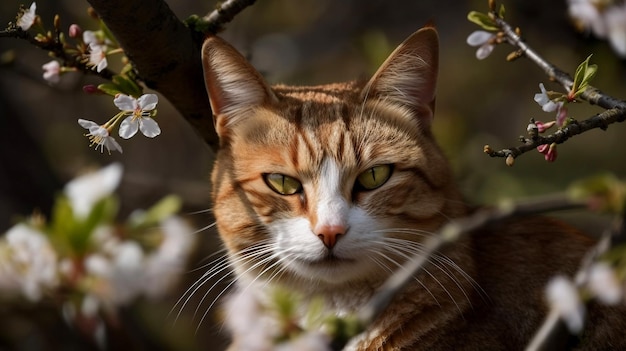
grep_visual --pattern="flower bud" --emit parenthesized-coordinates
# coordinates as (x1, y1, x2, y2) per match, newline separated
(536, 120, 556, 133)
(82, 84, 103, 95)
(87, 7, 99, 19)
(69, 24, 82, 38)
(505, 155, 515, 167)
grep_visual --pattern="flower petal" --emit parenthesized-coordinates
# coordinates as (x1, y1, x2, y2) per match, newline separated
(541, 101, 559, 113)
(546, 276, 584, 333)
(139, 118, 161, 138)
(137, 94, 158, 111)
(78, 119, 99, 130)
(113, 94, 137, 112)
(467, 31, 493, 46)
(17, 2, 37, 31)
(476, 44, 494, 60)
(119, 116, 139, 139)
(105, 137, 123, 154)
(64, 163, 123, 219)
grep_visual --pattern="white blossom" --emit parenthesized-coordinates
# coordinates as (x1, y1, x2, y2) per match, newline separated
(276, 332, 331, 351)
(64, 163, 123, 219)
(88, 43, 108, 72)
(16, 2, 36, 31)
(547, 275, 585, 333)
(466, 30, 496, 60)
(0, 224, 58, 301)
(143, 216, 195, 298)
(588, 262, 622, 305)
(78, 119, 123, 154)
(568, 0, 626, 58)
(604, 4, 626, 57)
(115, 94, 161, 139)
(42, 60, 61, 84)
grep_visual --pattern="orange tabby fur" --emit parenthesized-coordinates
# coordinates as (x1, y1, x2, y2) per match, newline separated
(202, 27, 626, 350)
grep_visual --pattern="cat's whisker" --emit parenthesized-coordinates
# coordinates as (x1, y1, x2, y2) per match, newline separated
(383, 235, 484, 299)
(376, 239, 465, 313)
(184, 208, 214, 215)
(177, 240, 276, 328)
(171, 254, 234, 323)
(195, 244, 286, 331)
(366, 245, 441, 307)
(383, 238, 475, 303)
(190, 222, 218, 235)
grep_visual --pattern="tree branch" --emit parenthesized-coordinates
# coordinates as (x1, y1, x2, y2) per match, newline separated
(480, 10, 626, 164)
(202, 0, 257, 33)
(85, 0, 256, 151)
(485, 107, 626, 160)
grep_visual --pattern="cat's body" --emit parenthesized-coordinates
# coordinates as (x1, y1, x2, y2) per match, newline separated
(201, 27, 626, 350)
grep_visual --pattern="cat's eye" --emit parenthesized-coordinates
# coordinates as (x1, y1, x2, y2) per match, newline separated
(356, 165, 392, 190)
(263, 173, 303, 195)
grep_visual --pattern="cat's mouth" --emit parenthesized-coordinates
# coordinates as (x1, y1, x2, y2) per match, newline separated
(300, 253, 355, 266)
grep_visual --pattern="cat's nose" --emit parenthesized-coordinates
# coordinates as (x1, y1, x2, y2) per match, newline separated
(316, 225, 346, 249)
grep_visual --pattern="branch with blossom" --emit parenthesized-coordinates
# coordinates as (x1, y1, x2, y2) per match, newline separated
(467, 0, 626, 166)
(0, 3, 116, 80)
(0, 163, 197, 346)
(2, 0, 258, 152)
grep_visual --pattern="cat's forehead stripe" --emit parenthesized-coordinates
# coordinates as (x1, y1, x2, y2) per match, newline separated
(283, 91, 341, 104)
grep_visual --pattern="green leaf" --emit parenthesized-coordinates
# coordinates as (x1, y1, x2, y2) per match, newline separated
(130, 195, 182, 229)
(97, 83, 121, 96)
(498, 4, 506, 19)
(467, 11, 499, 31)
(112, 75, 143, 98)
(571, 55, 597, 98)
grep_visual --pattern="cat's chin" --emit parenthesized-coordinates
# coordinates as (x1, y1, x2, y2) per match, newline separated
(289, 254, 378, 284)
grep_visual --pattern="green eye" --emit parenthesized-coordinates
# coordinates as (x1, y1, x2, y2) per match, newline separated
(263, 173, 302, 195)
(356, 165, 392, 190)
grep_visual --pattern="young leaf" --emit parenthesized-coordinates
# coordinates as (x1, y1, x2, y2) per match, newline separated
(571, 55, 597, 98)
(467, 11, 499, 31)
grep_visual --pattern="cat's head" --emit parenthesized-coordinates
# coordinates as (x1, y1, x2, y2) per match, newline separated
(202, 27, 466, 289)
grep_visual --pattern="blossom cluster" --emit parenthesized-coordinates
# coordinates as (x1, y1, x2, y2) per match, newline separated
(0, 164, 196, 327)
(13, 3, 160, 155)
(546, 261, 623, 333)
(78, 93, 162, 154)
(568, 0, 626, 57)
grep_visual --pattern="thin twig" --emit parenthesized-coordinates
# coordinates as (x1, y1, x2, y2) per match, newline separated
(494, 16, 626, 111)
(486, 107, 626, 159)
(202, 0, 258, 33)
(484, 12, 626, 163)
(0, 27, 114, 80)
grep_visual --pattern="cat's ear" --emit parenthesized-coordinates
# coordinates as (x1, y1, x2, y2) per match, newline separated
(362, 26, 439, 126)
(201, 36, 276, 138)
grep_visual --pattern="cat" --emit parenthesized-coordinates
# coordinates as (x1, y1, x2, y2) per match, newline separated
(200, 26, 626, 350)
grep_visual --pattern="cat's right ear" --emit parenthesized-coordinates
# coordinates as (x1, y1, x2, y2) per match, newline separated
(201, 36, 276, 139)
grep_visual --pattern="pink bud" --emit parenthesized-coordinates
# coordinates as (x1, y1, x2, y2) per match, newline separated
(537, 144, 549, 154)
(69, 24, 82, 38)
(545, 143, 557, 162)
(82, 84, 103, 95)
(556, 104, 568, 127)
(536, 121, 556, 133)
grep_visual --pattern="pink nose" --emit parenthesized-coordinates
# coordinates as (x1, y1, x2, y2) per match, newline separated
(316, 225, 346, 249)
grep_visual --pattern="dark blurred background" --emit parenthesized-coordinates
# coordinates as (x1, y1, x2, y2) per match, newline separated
(1, 0, 625, 350)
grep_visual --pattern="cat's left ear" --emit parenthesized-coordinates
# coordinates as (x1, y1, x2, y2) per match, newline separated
(362, 26, 439, 126)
